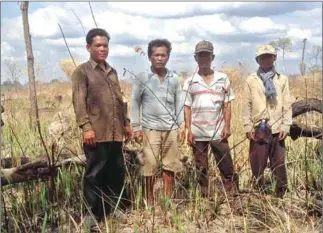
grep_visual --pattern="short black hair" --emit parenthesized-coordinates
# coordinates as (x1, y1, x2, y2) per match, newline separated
(147, 39, 172, 58)
(86, 28, 110, 45)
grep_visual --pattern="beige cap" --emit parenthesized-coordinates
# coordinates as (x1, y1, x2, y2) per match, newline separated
(195, 40, 214, 54)
(256, 44, 277, 58)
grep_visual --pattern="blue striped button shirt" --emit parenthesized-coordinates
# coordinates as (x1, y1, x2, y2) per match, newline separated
(131, 68, 184, 132)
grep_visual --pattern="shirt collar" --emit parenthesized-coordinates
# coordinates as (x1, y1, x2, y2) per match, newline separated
(148, 66, 173, 79)
(89, 58, 110, 71)
(192, 71, 223, 86)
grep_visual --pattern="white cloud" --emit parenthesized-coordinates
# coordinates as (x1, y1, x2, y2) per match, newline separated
(240, 42, 251, 47)
(1, 41, 16, 56)
(104, 2, 236, 18)
(293, 7, 322, 17)
(109, 45, 136, 57)
(287, 28, 321, 46)
(29, 6, 74, 38)
(45, 37, 85, 47)
(1, 17, 23, 40)
(287, 28, 312, 41)
(1, 2, 321, 82)
(81, 12, 161, 40)
(239, 17, 286, 33)
(172, 15, 236, 36)
(287, 51, 301, 59)
(172, 42, 195, 55)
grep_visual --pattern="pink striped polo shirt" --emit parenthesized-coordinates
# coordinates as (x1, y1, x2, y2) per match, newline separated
(183, 71, 235, 141)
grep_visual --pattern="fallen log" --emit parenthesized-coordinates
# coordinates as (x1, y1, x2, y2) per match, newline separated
(1, 154, 86, 186)
(1, 153, 72, 169)
(1, 157, 30, 168)
(290, 98, 322, 140)
(290, 122, 322, 140)
(1, 147, 140, 186)
(292, 98, 322, 117)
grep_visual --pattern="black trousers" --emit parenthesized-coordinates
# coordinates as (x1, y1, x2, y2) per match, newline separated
(83, 142, 129, 220)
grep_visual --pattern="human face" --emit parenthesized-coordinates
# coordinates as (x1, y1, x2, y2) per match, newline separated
(257, 54, 276, 70)
(86, 36, 109, 63)
(149, 46, 169, 70)
(194, 51, 214, 69)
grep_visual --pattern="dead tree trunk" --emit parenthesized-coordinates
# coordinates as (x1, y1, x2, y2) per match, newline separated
(290, 123, 322, 140)
(21, 1, 39, 130)
(290, 98, 322, 140)
(1, 154, 87, 186)
(292, 98, 322, 117)
(1, 148, 140, 186)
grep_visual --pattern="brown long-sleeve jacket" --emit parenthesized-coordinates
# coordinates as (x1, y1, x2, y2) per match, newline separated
(72, 59, 129, 142)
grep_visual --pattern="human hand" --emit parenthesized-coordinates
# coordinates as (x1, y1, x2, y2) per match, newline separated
(246, 132, 255, 141)
(278, 131, 288, 140)
(83, 129, 96, 147)
(133, 130, 143, 144)
(124, 125, 133, 143)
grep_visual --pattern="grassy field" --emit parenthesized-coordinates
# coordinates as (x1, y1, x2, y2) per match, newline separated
(0, 69, 322, 233)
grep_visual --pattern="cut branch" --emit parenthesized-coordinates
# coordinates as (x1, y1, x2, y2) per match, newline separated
(292, 98, 322, 117)
(290, 122, 322, 140)
(58, 23, 77, 68)
(88, 2, 98, 28)
(71, 9, 86, 37)
(290, 98, 322, 140)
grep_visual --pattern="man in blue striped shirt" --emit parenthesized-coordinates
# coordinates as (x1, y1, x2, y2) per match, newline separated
(131, 39, 184, 206)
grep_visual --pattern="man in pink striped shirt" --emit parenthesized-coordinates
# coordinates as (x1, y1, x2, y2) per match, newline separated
(183, 40, 238, 198)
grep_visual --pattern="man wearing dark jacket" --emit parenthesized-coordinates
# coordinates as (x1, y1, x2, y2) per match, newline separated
(72, 28, 132, 229)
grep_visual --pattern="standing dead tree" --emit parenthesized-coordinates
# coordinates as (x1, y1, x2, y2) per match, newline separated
(20, 1, 38, 130)
(21, 1, 55, 203)
(299, 38, 307, 76)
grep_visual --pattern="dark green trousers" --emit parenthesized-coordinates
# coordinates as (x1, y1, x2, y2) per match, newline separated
(83, 142, 129, 220)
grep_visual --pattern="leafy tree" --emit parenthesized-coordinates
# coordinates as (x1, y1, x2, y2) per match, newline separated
(269, 37, 292, 72)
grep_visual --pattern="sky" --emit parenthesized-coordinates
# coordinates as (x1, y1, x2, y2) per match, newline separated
(1, 2, 322, 83)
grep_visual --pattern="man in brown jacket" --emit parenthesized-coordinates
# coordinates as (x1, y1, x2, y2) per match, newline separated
(72, 28, 132, 227)
(242, 44, 292, 198)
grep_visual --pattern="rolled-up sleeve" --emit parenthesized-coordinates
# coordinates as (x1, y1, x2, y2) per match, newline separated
(183, 79, 193, 107)
(72, 66, 92, 132)
(175, 79, 184, 125)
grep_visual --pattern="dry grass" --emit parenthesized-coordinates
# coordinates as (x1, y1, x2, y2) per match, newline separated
(1, 69, 322, 232)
